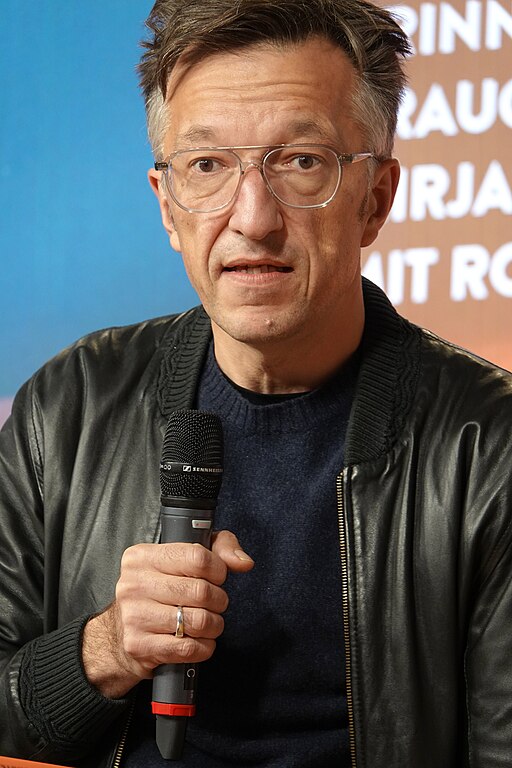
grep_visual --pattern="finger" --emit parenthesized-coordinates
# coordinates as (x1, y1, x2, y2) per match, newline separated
(123, 631, 218, 668)
(117, 572, 229, 614)
(212, 530, 255, 572)
(122, 603, 225, 640)
(122, 542, 228, 585)
(170, 605, 226, 639)
(163, 635, 217, 665)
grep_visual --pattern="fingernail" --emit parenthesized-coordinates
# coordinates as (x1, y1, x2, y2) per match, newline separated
(234, 548, 253, 562)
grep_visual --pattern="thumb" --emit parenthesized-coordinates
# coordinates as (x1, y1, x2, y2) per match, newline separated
(212, 529, 255, 573)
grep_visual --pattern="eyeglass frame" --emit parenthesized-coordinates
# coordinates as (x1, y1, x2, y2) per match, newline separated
(154, 143, 376, 213)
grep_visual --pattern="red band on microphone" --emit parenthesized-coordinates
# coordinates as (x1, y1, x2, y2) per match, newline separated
(151, 702, 196, 717)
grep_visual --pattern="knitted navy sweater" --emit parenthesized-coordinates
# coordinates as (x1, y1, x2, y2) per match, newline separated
(124, 344, 357, 767)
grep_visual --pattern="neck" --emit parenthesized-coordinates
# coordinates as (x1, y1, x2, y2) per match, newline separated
(211, 304, 364, 395)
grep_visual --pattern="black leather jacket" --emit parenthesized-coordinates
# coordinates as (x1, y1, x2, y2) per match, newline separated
(0, 280, 511, 768)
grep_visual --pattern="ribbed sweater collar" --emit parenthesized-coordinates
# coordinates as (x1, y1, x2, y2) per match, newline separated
(197, 342, 358, 436)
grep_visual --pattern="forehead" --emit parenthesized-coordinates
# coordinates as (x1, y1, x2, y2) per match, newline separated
(164, 37, 360, 151)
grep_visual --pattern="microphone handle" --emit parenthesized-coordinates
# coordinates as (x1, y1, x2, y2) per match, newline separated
(152, 501, 214, 760)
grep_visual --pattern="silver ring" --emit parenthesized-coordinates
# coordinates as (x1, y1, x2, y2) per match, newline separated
(175, 606, 185, 638)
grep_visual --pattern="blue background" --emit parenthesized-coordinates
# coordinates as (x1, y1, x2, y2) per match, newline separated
(2, 3, 510, 416)
(0, 2, 198, 400)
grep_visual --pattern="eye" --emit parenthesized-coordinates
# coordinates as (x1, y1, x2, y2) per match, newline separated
(293, 154, 319, 170)
(278, 152, 325, 172)
(190, 157, 224, 174)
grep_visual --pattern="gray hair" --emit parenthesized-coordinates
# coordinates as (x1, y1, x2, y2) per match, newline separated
(138, 0, 411, 160)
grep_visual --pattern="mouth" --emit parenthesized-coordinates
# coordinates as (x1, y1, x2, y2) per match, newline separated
(224, 264, 292, 274)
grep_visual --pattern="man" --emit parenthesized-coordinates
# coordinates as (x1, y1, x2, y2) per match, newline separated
(0, 1, 510, 766)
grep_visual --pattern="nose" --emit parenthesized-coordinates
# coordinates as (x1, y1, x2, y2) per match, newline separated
(227, 162, 283, 240)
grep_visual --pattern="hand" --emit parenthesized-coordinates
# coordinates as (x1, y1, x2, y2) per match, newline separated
(82, 530, 254, 698)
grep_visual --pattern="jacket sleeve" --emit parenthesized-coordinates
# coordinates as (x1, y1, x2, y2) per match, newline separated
(0, 377, 128, 764)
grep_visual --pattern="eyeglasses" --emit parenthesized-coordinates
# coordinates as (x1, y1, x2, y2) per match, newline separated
(154, 144, 374, 213)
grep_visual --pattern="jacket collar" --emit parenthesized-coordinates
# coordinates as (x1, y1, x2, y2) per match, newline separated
(345, 279, 421, 465)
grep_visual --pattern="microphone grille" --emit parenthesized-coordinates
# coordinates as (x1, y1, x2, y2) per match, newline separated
(160, 410, 223, 500)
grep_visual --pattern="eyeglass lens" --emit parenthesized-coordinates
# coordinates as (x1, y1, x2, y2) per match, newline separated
(167, 146, 342, 211)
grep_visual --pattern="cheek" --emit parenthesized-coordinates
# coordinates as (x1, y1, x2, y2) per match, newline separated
(176, 211, 230, 263)
(171, 215, 200, 259)
(180, 245, 205, 283)
(174, 212, 221, 250)
(174, 222, 217, 290)
(313, 210, 361, 280)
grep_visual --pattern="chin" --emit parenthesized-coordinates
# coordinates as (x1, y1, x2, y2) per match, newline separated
(225, 317, 300, 347)
(210, 303, 305, 344)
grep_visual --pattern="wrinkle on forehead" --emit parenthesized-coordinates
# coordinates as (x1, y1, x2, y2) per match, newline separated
(174, 119, 343, 149)
(167, 36, 355, 104)
(166, 37, 340, 97)
(164, 38, 359, 153)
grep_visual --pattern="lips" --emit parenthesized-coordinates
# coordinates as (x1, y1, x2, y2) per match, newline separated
(224, 264, 292, 274)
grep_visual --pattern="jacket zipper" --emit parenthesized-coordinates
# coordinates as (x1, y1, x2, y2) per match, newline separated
(111, 700, 135, 768)
(337, 472, 357, 768)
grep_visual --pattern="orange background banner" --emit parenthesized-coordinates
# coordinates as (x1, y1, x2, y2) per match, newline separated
(362, 1, 512, 371)
(0, 757, 71, 768)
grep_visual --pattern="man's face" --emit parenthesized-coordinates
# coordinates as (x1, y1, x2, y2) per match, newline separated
(149, 37, 398, 353)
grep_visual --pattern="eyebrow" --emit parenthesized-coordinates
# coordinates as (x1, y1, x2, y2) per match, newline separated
(285, 119, 338, 144)
(174, 126, 218, 147)
(174, 119, 339, 149)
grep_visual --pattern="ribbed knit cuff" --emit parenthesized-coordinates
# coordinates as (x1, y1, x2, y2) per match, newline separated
(19, 615, 129, 753)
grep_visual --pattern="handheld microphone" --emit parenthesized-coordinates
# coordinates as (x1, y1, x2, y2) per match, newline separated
(152, 409, 224, 760)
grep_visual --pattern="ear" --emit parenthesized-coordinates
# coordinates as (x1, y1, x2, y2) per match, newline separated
(147, 168, 182, 253)
(360, 158, 400, 248)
